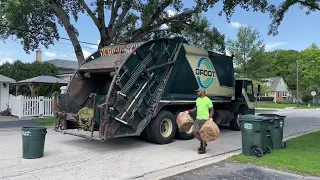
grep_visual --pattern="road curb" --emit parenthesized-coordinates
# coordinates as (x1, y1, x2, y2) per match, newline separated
(129, 129, 320, 180)
(128, 149, 242, 180)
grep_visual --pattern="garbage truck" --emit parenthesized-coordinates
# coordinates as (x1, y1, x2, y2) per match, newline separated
(52, 37, 260, 144)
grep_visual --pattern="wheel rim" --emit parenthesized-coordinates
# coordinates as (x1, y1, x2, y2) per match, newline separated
(160, 118, 173, 138)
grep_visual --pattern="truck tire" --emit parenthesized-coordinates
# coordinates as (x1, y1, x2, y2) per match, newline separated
(139, 124, 152, 142)
(174, 111, 194, 140)
(149, 110, 177, 144)
(230, 106, 247, 131)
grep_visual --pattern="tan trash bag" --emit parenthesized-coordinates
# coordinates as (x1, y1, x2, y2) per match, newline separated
(176, 112, 194, 132)
(199, 119, 220, 142)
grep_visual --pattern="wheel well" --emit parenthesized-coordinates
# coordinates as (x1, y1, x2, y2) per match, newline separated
(156, 104, 195, 116)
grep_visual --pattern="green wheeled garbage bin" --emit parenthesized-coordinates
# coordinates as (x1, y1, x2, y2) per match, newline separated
(258, 114, 287, 150)
(239, 115, 271, 158)
(21, 127, 47, 159)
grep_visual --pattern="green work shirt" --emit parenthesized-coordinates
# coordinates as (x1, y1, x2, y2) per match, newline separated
(196, 96, 213, 120)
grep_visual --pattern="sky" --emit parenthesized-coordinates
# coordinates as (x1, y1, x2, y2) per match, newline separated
(0, 1, 319, 65)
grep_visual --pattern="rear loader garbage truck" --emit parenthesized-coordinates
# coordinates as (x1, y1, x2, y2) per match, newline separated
(52, 37, 260, 144)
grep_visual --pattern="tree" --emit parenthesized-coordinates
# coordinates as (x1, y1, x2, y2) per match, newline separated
(253, 80, 270, 95)
(298, 43, 320, 93)
(226, 25, 265, 77)
(51, 82, 61, 94)
(268, 0, 320, 36)
(164, 14, 226, 53)
(0, 60, 59, 95)
(0, 0, 274, 64)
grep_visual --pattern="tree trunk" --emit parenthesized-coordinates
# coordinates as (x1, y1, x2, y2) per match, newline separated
(49, 0, 85, 65)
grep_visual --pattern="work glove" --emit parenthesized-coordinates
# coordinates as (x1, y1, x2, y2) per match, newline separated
(209, 116, 213, 121)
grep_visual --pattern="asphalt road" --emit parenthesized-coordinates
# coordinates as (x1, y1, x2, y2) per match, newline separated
(0, 109, 320, 180)
(0, 120, 38, 129)
(163, 161, 320, 180)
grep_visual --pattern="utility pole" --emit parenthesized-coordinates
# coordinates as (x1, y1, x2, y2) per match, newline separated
(296, 60, 315, 108)
(296, 60, 299, 108)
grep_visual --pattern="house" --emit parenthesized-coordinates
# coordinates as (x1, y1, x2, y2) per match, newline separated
(0, 75, 16, 111)
(261, 76, 291, 103)
(44, 59, 78, 81)
(35, 49, 78, 82)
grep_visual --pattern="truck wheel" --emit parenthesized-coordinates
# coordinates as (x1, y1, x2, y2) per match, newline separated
(174, 111, 194, 140)
(230, 106, 247, 131)
(149, 110, 177, 144)
(139, 124, 152, 142)
(175, 126, 194, 140)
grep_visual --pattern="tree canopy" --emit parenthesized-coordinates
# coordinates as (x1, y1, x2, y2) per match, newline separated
(0, 0, 274, 64)
(226, 25, 265, 78)
(0, 60, 59, 95)
(268, 0, 320, 35)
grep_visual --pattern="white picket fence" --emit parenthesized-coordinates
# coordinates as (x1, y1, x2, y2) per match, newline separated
(9, 94, 53, 118)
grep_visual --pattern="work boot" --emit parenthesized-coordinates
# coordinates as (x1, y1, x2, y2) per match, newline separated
(198, 146, 206, 154)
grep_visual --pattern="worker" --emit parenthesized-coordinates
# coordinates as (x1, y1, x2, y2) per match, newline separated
(186, 88, 214, 154)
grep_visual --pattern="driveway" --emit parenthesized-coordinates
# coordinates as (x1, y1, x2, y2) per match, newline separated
(0, 109, 320, 180)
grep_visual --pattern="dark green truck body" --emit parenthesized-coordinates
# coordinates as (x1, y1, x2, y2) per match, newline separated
(53, 38, 256, 144)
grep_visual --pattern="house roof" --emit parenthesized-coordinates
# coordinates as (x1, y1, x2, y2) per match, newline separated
(0, 74, 16, 83)
(44, 59, 78, 69)
(15, 75, 69, 85)
(264, 77, 281, 91)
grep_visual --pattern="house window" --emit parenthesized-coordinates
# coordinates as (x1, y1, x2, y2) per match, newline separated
(282, 91, 287, 97)
(277, 92, 280, 97)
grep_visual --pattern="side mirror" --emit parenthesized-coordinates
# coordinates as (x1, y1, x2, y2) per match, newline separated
(257, 84, 261, 96)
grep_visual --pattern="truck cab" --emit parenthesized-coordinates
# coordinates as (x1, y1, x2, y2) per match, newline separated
(229, 78, 260, 130)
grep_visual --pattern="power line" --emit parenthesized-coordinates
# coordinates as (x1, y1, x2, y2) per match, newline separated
(2, 39, 82, 54)
(53, 41, 97, 50)
(0, 24, 98, 46)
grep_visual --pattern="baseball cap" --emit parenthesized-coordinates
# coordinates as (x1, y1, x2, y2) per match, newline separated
(196, 88, 206, 93)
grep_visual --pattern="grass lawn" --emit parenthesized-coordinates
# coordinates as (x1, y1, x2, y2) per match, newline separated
(229, 131, 320, 176)
(255, 109, 277, 114)
(34, 117, 55, 126)
(257, 103, 320, 109)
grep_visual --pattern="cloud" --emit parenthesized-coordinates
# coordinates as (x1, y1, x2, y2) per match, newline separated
(0, 51, 11, 56)
(83, 50, 91, 58)
(265, 42, 288, 51)
(167, 10, 177, 17)
(74, 49, 92, 58)
(90, 40, 100, 49)
(60, 54, 67, 58)
(160, 24, 168, 30)
(45, 52, 57, 57)
(0, 58, 14, 65)
(230, 22, 248, 29)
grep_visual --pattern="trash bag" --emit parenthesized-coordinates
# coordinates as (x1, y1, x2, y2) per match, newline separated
(199, 119, 220, 142)
(176, 112, 194, 132)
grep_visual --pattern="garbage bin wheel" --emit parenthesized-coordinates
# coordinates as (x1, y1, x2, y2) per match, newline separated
(252, 148, 263, 158)
(266, 145, 272, 154)
(282, 142, 287, 149)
